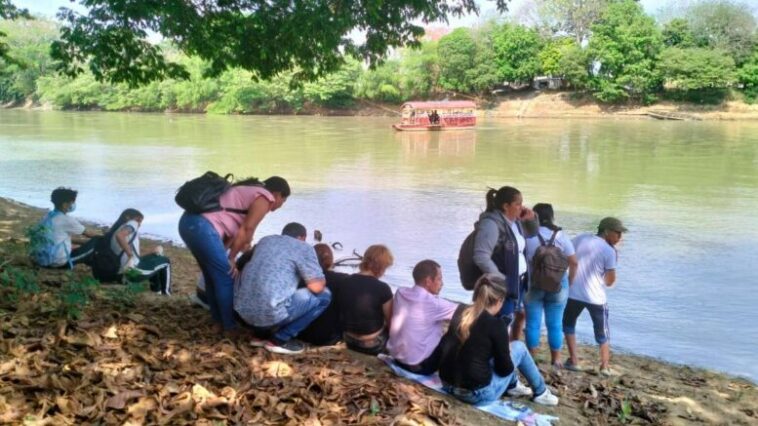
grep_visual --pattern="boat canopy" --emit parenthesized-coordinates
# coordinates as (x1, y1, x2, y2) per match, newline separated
(401, 101, 476, 111)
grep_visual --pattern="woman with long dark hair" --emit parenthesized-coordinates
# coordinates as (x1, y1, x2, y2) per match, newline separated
(178, 176, 290, 334)
(472, 186, 538, 340)
(105, 208, 172, 294)
(524, 203, 578, 369)
(438, 274, 558, 406)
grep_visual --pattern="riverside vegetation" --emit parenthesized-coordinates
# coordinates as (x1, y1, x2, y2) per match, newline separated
(1, 196, 757, 424)
(1, 0, 758, 114)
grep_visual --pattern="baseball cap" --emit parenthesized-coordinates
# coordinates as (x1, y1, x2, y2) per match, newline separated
(598, 217, 628, 233)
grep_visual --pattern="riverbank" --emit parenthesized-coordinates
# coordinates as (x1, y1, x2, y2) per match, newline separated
(1, 196, 756, 425)
(9, 92, 758, 120)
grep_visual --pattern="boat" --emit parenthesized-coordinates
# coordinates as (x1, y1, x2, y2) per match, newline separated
(392, 101, 476, 131)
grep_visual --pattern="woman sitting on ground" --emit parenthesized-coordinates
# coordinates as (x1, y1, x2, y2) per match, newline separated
(335, 244, 394, 355)
(438, 274, 559, 406)
(297, 243, 350, 346)
(102, 208, 172, 294)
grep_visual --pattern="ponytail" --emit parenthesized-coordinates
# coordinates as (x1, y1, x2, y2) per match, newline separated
(457, 274, 507, 343)
(485, 188, 498, 212)
(533, 203, 561, 232)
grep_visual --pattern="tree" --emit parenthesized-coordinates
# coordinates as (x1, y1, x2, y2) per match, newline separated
(466, 22, 502, 94)
(662, 18, 695, 48)
(687, 0, 756, 65)
(588, 0, 663, 103)
(659, 47, 736, 91)
(0, 19, 59, 103)
(0, 0, 30, 63)
(437, 28, 477, 92)
(738, 49, 758, 102)
(539, 36, 590, 89)
(536, 0, 609, 44)
(42, 0, 510, 86)
(493, 23, 542, 83)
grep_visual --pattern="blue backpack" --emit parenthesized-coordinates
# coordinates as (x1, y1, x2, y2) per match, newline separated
(28, 210, 72, 269)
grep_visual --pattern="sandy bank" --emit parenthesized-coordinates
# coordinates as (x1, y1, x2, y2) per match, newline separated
(483, 92, 758, 121)
(0, 197, 756, 425)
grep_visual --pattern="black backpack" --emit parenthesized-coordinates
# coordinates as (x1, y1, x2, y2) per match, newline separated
(457, 219, 507, 291)
(91, 231, 136, 283)
(530, 230, 569, 293)
(175, 171, 248, 215)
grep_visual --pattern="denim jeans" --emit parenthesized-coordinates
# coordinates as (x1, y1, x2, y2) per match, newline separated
(525, 274, 569, 351)
(178, 213, 236, 330)
(443, 341, 547, 406)
(273, 288, 332, 342)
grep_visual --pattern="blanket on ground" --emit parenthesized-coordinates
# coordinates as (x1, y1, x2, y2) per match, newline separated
(378, 354, 559, 426)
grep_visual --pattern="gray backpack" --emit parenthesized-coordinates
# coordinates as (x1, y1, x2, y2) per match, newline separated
(530, 230, 569, 293)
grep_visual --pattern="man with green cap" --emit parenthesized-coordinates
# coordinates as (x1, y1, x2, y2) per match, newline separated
(562, 217, 628, 376)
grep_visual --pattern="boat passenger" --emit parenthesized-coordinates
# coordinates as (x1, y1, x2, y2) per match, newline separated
(388, 259, 460, 374)
(104, 208, 172, 294)
(235, 222, 328, 355)
(524, 203, 577, 369)
(438, 274, 559, 406)
(563, 217, 627, 376)
(178, 175, 290, 335)
(473, 186, 538, 340)
(297, 243, 349, 346)
(336, 244, 394, 355)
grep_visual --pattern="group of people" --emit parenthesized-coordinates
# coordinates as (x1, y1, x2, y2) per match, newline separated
(32, 188, 172, 294)
(176, 177, 626, 409)
(35, 178, 625, 409)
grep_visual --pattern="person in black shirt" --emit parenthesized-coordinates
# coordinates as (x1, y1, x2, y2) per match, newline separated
(438, 274, 559, 406)
(336, 244, 394, 355)
(297, 243, 349, 346)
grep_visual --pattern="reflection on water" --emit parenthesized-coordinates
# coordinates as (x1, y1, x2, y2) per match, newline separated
(397, 130, 477, 158)
(1, 110, 757, 381)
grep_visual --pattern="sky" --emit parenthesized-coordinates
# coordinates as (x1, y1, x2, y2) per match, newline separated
(15, 0, 675, 26)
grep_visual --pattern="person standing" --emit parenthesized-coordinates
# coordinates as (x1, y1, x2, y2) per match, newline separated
(562, 217, 627, 376)
(524, 203, 577, 369)
(473, 186, 539, 341)
(178, 176, 290, 335)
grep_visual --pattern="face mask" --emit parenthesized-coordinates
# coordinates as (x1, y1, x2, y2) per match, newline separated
(68, 202, 77, 213)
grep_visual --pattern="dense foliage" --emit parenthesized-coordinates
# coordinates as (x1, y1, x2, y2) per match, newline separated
(49, 0, 509, 86)
(1, 0, 757, 109)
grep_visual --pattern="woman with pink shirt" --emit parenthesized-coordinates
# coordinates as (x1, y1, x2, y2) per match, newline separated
(179, 176, 290, 334)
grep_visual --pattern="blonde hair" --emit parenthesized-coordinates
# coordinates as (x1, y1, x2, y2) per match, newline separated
(359, 244, 394, 277)
(457, 274, 507, 343)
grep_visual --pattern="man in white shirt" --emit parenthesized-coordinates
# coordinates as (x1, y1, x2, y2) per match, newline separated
(38, 188, 99, 267)
(563, 217, 627, 376)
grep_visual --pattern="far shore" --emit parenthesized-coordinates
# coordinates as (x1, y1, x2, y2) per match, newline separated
(5, 92, 758, 121)
(0, 195, 756, 425)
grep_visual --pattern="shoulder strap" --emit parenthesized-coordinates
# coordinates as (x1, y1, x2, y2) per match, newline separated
(547, 230, 559, 246)
(537, 232, 547, 246)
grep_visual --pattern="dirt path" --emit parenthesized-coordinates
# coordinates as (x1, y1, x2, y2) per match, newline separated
(1, 197, 756, 425)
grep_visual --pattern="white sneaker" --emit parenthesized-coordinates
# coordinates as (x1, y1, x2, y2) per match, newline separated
(506, 381, 533, 397)
(533, 388, 559, 406)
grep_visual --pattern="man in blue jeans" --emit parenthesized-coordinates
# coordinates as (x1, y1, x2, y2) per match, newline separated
(234, 222, 329, 354)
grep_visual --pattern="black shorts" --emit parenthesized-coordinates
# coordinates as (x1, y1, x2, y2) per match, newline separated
(562, 298, 609, 344)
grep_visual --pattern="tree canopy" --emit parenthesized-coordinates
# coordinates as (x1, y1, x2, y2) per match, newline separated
(42, 0, 510, 86)
(588, 0, 663, 103)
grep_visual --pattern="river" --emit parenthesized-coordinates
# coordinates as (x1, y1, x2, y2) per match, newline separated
(1, 109, 757, 381)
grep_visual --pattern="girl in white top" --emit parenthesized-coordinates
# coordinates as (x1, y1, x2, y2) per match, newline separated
(108, 209, 172, 295)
